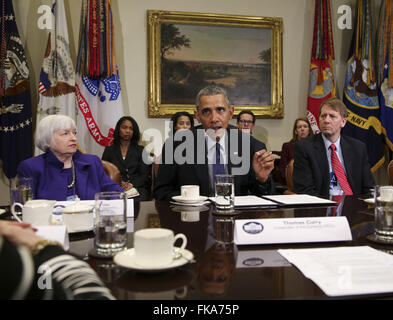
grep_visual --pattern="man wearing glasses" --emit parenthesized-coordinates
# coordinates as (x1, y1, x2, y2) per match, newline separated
(237, 110, 256, 134)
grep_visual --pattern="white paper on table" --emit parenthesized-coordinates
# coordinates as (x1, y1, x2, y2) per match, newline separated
(234, 217, 352, 245)
(55, 199, 134, 217)
(208, 195, 277, 208)
(278, 246, 393, 297)
(236, 249, 292, 268)
(262, 194, 336, 206)
(35, 225, 69, 251)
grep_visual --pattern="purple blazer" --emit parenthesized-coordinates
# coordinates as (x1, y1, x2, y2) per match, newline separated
(17, 150, 123, 201)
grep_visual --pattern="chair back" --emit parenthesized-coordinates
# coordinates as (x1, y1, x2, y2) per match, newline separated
(389, 160, 393, 185)
(101, 160, 121, 185)
(284, 159, 295, 194)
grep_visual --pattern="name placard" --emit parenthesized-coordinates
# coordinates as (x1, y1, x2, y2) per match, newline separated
(36, 225, 69, 251)
(234, 217, 352, 245)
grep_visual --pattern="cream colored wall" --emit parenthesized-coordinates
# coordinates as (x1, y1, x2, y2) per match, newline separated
(0, 0, 387, 205)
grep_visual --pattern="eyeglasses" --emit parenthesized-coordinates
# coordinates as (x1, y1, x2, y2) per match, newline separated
(238, 120, 254, 125)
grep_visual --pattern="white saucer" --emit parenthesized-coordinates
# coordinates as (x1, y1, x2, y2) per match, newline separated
(114, 247, 194, 272)
(363, 198, 375, 204)
(172, 195, 208, 204)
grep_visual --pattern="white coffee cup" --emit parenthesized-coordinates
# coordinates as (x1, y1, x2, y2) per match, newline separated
(11, 199, 55, 226)
(181, 185, 199, 200)
(134, 228, 187, 268)
(62, 203, 94, 232)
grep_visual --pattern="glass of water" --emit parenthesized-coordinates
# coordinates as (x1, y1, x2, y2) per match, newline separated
(10, 177, 33, 218)
(374, 185, 393, 243)
(94, 191, 127, 256)
(215, 174, 235, 212)
(10, 176, 33, 204)
(215, 217, 235, 243)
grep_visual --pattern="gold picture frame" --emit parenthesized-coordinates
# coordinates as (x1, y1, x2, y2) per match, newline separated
(147, 10, 283, 118)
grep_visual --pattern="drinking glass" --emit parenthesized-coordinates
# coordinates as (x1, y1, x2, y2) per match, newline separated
(215, 174, 235, 211)
(215, 217, 235, 244)
(94, 191, 127, 256)
(10, 177, 33, 218)
(374, 185, 393, 242)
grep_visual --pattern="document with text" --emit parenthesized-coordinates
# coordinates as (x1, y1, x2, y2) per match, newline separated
(278, 246, 393, 297)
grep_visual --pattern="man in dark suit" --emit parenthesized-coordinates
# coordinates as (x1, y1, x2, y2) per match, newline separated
(293, 98, 374, 197)
(153, 86, 275, 200)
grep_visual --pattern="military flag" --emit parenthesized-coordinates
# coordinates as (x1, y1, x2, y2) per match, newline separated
(0, 0, 32, 179)
(377, 0, 393, 151)
(75, 0, 123, 156)
(342, 0, 385, 172)
(307, 0, 336, 133)
(37, 0, 76, 155)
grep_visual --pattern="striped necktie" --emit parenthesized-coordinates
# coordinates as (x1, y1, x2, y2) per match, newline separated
(329, 144, 353, 195)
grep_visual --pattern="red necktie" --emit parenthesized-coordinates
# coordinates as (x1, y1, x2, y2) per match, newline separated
(329, 144, 353, 195)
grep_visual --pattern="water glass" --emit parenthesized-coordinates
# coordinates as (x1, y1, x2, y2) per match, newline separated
(94, 191, 127, 256)
(215, 217, 235, 243)
(374, 185, 393, 242)
(10, 177, 33, 218)
(215, 174, 235, 211)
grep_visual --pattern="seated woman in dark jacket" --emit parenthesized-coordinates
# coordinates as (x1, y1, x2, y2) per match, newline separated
(102, 116, 150, 201)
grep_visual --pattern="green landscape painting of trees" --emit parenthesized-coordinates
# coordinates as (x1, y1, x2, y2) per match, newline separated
(160, 23, 272, 106)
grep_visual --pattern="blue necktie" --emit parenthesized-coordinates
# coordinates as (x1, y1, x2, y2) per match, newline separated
(213, 142, 226, 179)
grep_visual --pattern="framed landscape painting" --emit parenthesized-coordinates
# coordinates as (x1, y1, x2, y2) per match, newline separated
(147, 10, 283, 118)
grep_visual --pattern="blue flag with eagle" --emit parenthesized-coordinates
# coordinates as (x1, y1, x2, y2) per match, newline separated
(377, 0, 393, 152)
(342, 0, 384, 172)
(0, 0, 32, 179)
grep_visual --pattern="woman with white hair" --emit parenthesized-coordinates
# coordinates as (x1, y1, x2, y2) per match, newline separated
(17, 114, 123, 201)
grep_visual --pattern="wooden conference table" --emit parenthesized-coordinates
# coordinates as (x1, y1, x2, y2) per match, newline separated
(66, 195, 393, 300)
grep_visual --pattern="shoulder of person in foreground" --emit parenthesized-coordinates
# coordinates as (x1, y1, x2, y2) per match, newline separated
(0, 222, 115, 300)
